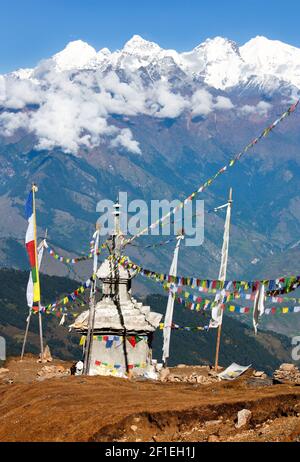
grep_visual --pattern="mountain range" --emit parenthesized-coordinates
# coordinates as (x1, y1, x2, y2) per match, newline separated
(0, 34, 300, 341)
(11, 34, 300, 91)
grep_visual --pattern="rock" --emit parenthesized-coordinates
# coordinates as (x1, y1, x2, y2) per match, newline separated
(167, 374, 181, 383)
(177, 364, 187, 369)
(273, 363, 300, 385)
(235, 409, 252, 429)
(208, 370, 219, 377)
(205, 420, 222, 427)
(197, 374, 219, 385)
(0, 368, 9, 375)
(43, 345, 53, 362)
(280, 363, 297, 372)
(130, 425, 138, 432)
(253, 371, 266, 378)
(160, 367, 170, 382)
(247, 377, 272, 388)
(207, 435, 219, 442)
(37, 365, 68, 380)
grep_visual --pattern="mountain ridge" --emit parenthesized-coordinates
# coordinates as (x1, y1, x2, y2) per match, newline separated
(8, 34, 300, 91)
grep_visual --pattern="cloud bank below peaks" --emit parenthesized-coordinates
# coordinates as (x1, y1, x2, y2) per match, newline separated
(0, 63, 263, 155)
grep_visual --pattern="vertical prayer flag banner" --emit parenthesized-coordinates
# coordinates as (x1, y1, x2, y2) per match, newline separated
(25, 186, 41, 305)
(26, 243, 44, 308)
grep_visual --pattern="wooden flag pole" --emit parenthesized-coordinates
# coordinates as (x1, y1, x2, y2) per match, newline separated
(38, 305, 44, 362)
(20, 309, 32, 361)
(32, 184, 44, 362)
(83, 226, 100, 375)
(214, 188, 232, 372)
(214, 315, 222, 372)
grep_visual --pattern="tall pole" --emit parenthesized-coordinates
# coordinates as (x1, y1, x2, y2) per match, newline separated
(83, 226, 100, 375)
(32, 184, 44, 362)
(20, 310, 32, 361)
(214, 188, 232, 371)
(162, 234, 184, 367)
(38, 307, 44, 362)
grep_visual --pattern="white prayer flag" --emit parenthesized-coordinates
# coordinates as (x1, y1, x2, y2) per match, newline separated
(253, 284, 265, 335)
(162, 236, 184, 364)
(209, 198, 232, 329)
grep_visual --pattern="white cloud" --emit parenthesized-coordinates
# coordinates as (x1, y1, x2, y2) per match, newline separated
(0, 111, 30, 137)
(148, 82, 189, 118)
(0, 67, 235, 154)
(111, 128, 141, 154)
(214, 95, 234, 110)
(239, 101, 272, 116)
(27, 72, 116, 153)
(191, 89, 214, 116)
(0, 77, 41, 109)
(190, 89, 234, 116)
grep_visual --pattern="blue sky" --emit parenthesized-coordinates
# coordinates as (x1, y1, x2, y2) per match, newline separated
(1, 0, 300, 73)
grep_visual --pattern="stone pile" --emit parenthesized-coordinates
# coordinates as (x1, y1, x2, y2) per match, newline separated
(273, 364, 300, 385)
(160, 368, 219, 385)
(37, 365, 70, 381)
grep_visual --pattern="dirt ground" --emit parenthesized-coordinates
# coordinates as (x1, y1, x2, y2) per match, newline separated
(0, 356, 300, 442)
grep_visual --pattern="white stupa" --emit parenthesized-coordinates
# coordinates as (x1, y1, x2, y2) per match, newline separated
(71, 202, 162, 377)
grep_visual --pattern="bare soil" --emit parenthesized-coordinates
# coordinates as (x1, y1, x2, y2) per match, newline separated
(0, 356, 299, 442)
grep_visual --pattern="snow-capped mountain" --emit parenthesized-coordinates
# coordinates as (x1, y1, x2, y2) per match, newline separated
(9, 34, 300, 91)
(2, 33, 299, 157)
(240, 36, 300, 90)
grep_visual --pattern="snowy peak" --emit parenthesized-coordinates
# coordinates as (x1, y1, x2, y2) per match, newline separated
(195, 36, 241, 58)
(240, 36, 300, 89)
(123, 35, 161, 55)
(241, 35, 300, 56)
(240, 35, 300, 68)
(181, 36, 244, 89)
(52, 40, 98, 71)
(98, 47, 111, 57)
